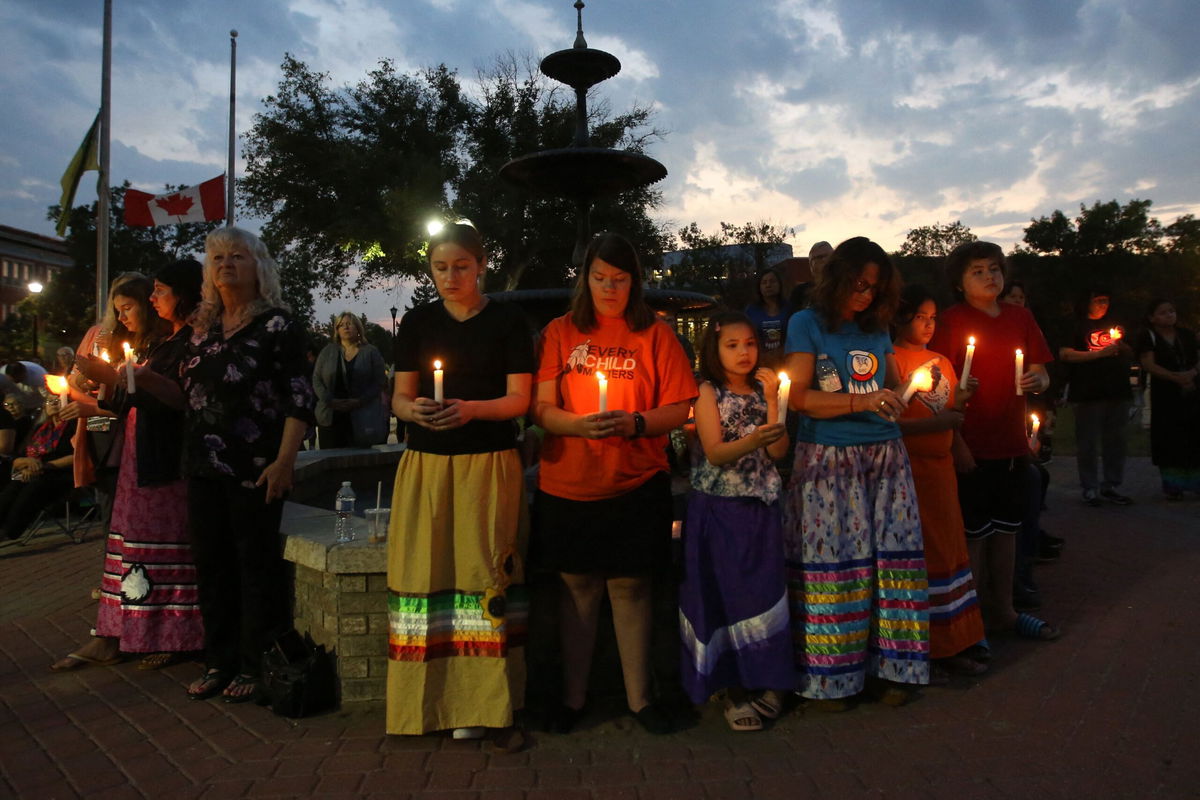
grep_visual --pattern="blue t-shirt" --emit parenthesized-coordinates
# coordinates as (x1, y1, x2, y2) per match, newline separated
(785, 308, 900, 446)
(744, 303, 791, 356)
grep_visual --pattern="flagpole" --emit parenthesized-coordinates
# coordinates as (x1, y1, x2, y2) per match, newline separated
(226, 30, 237, 227)
(96, 0, 112, 322)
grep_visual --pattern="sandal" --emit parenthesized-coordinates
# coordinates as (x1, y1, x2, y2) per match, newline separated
(962, 640, 992, 663)
(137, 652, 182, 671)
(1013, 612, 1060, 641)
(748, 690, 784, 720)
(50, 652, 122, 672)
(221, 673, 259, 704)
(188, 669, 232, 701)
(723, 700, 763, 732)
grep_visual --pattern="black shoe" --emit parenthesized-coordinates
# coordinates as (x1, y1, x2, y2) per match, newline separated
(630, 703, 673, 735)
(1039, 531, 1065, 548)
(545, 702, 586, 734)
(1083, 490, 1103, 507)
(1100, 489, 1132, 505)
(1013, 586, 1042, 611)
(1036, 542, 1062, 563)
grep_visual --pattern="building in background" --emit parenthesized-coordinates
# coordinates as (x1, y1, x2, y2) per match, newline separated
(0, 225, 73, 324)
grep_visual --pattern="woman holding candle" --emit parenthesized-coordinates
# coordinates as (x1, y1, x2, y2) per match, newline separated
(928, 241, 1058, 641)
(52, 261, 206, 672)
(893, 286, 988, 678)
(533, 232, 697, 734)
(179, 228, 315, 703)
(0, 394, 74, 541)
(1135, 298, 1200, 499)
(313, 311, 387, 448)
(679, 311, 792, 731)
(387, 222, 534, 744)
(1059, 287, 1135, 506)
(782, 236, 929, 709)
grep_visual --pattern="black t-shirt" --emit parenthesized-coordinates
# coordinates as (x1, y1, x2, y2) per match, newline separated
(1066, 315, 1131, 403)
(394, 300, 535, 455)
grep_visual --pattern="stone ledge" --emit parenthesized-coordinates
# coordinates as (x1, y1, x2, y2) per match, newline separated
(282, 504, 387, 574)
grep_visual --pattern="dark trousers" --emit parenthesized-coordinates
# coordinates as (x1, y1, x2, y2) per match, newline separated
(0, 470, 73, 539)
(188, 477, 289, 676)
(1073, 400, 1130, 492)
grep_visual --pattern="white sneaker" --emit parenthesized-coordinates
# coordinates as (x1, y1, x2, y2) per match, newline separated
(452, 727, 486, 740)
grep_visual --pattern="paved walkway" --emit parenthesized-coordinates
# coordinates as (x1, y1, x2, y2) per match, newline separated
(2, 457, 1197, 799)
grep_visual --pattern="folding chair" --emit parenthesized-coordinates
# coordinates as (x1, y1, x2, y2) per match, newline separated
(4, 486, 101, 548)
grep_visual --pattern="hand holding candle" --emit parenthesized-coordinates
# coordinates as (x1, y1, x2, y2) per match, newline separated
(97, 349, 111, 401)
(775, 371, 791, 424)
(122, 342, 136, 394)
(596, 371, 608, 412)
(432, 359, 444, 404)
(1014, 349, 1024, 396)
(961, 336, 976, 383)
(900, 367, 933, 404)
(45, 375, 70, 409)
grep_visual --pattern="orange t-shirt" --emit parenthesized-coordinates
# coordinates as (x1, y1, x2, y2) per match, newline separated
(895, 347, 957, 460)
(536, 313, 698, 501)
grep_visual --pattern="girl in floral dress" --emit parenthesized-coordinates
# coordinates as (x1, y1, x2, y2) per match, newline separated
(782, 237, 930, 709)
(680, 311, 794, 731)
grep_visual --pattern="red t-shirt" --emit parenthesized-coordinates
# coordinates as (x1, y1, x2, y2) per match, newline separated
(536, 313, 698, 501)
(928, 302, 1052, 459)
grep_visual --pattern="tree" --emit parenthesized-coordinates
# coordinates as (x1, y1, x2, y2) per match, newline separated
(661, 220, 794, 306)
(899, 220, 976, 257)
(1164, 214, 1200, 255)
(1023, 199, 1163, 256)
(241, 53, 671, 311)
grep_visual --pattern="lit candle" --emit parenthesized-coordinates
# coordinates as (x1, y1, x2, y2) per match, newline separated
(776, 371, 791, 424)
(433, 359, 444, 404)
(961, 336, 976, 384)
(900, 367, 933, 404)
(1029, 413, 1041, 442)
(1015, 349, 1024, 396)
(45, 375, 70, 409)
(1109, 327, 1122, 341)
(596, 371, 608, 412)
(97, 349, 111, 402)
(122, 342, 136, 394)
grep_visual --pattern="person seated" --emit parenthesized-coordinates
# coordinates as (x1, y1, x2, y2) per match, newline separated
(1, 393, 35, 486)
(0, 394, 75, 541)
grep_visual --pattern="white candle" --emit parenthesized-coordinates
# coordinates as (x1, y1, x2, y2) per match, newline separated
(45, 375, 69, 409)
(1015, 349, 1024, 396)
(376, 480, 382, 511)
(775, 371, 791, 424)
(961, 336, 976, 384)
(1029, 413, 1041, 441)
(596, 371, 608, 412)
(900, 367, 933, 404)
(433, 359, 444, 404)
(97, 349, 111, 402)
(122, 342, 136, 394)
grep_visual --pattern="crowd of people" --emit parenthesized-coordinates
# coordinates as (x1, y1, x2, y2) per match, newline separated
(3, 223, 1196, 750)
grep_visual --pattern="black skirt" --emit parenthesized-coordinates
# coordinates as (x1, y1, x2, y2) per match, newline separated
(534, 471, 672, 576)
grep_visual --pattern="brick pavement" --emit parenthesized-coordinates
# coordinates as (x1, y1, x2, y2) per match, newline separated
(1, 457, 1197, 799)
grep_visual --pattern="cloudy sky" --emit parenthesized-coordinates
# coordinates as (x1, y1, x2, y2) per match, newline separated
(3, 0, 1198, 325)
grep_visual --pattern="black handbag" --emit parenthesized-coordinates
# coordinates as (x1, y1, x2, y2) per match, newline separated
(261, 629, 337, 718)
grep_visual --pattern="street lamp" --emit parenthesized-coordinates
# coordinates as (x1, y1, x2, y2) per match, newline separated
(389, 306, 398, 338)
(27, 281, 43, 362)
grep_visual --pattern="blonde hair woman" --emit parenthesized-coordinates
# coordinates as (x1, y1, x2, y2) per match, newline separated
(313, 311, 386, 448)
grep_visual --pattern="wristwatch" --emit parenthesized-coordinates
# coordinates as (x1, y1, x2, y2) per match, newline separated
(631, 411, 646, 438)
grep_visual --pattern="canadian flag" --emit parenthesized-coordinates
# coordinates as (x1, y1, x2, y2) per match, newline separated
(124, 175, 226, 226)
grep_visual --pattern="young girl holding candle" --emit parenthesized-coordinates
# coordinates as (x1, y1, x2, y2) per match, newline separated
(388, 222, 535, 745)
(893, 286, 988, 677)
(928, 242, 1059, 641)
(679, 311, 793, 731)
(782, 237, 930, 709)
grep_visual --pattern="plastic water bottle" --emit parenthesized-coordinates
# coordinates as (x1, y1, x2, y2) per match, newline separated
(815, 354, 843, 393)
(335, 481, 356, 543)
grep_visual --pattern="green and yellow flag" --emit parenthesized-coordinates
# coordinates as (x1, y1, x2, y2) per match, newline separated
(56, 112, 101, 236)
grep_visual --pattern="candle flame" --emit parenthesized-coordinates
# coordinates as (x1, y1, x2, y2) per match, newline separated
(44, 375, 69, 394)
(912, 368, 933, 391)
(778, 371, 789, 381)
(968, 336, 976, 346)
(1015, 348, 1023, 357)
(100, 350, 111, 363)
(596, 371, 606, 381)
(1109, 327, 1121, 340)
(122, 341, 133, 355)
(433, 359, 442, 370)
(1031, 413, 1039, 424)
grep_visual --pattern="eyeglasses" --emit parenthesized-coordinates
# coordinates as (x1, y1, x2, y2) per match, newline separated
(852, 279, 878, 295)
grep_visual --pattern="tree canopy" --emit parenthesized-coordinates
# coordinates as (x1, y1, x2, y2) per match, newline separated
(899, 220, 977, 257)
(240, 53, 671, 317)
(1022, 199, 1164, 256)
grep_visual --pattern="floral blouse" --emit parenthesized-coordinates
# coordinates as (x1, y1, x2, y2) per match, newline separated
(180, 308, 316, 484)
(689, 382, 782, 505)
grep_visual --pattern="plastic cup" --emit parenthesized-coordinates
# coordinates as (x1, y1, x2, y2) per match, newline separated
(365, 508, 390, 543)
